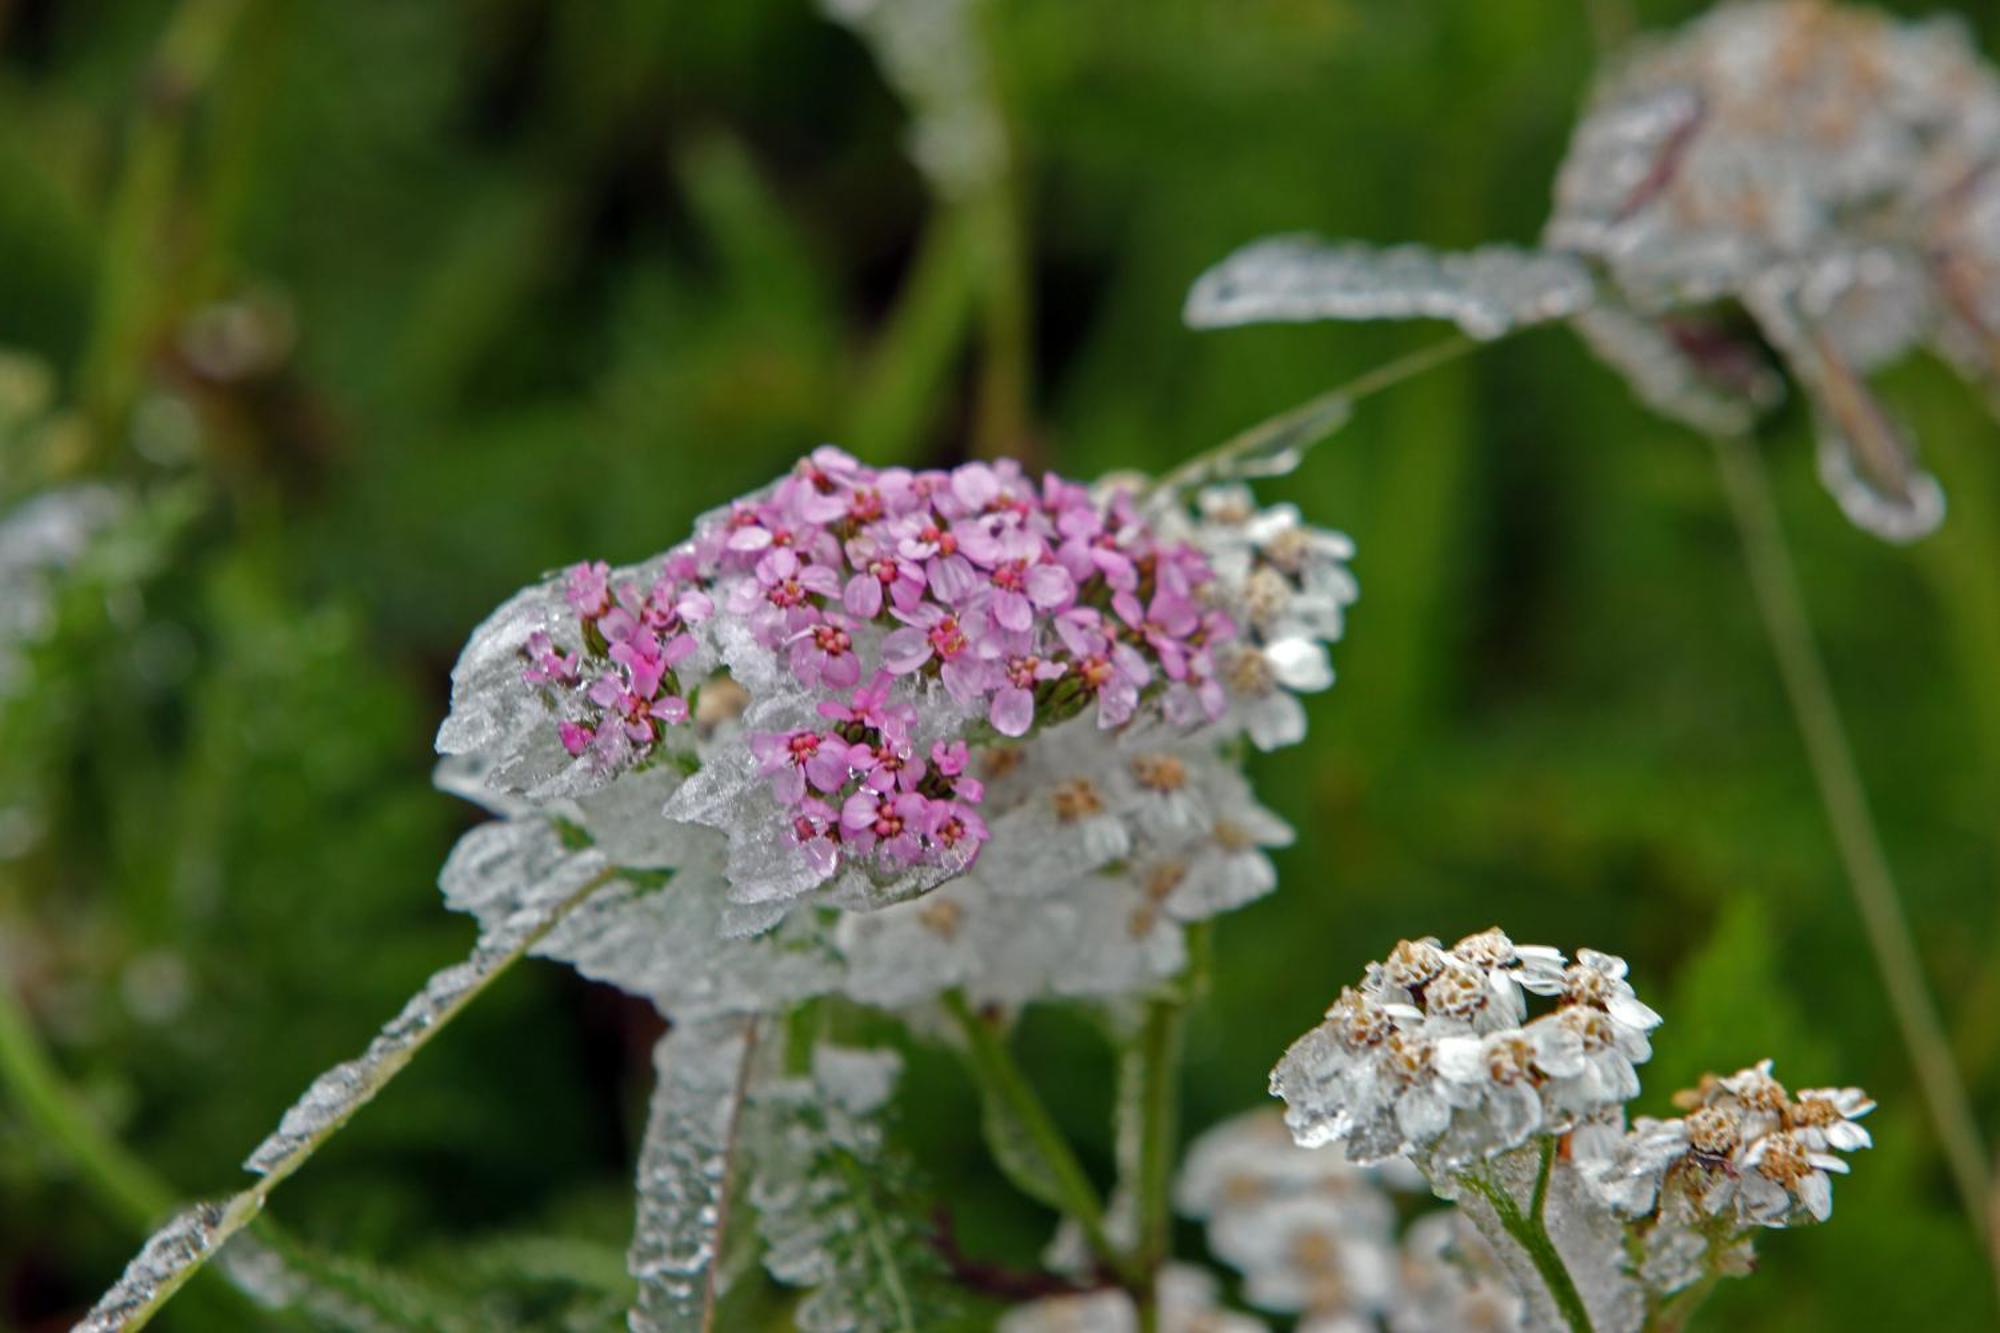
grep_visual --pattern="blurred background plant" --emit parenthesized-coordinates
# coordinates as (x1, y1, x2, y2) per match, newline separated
(1, 0, 1996, 1329)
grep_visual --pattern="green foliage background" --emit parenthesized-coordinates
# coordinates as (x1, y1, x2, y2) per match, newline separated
(1, 0, 1996, 1328)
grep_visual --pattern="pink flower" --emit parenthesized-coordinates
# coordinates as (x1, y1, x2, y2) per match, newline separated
(790, 795, 843, 879)
(751, 730, 852, 806)
(847, 736, 924, 794)
(786, 611, 862, 689)
(840, 788, 930, 864)
(817, 672, 915, 744)
(523, 631, 581, 686)
(984, 558, 1074, 631)
(881, 604, 992, 703)
(564, 561, 611, 618)
(840, 536, 927, 619)
(558, 720, 595, 756)
(1113, 587, 1201, 679)
(923, 801, 988, 861)
(989, 647, 1065, 737)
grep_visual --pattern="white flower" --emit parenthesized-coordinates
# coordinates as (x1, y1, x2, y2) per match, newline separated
(999, 1264, 1267, 1333)
(1786, 1086, 1875, 1154)
(1739, 1130, 1847, 1226)
(1560, 948, 1663, 1036)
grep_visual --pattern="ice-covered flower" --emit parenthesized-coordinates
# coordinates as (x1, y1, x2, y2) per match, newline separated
(1271, 930, 1657, 1171)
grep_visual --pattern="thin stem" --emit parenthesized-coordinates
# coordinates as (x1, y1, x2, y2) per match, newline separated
(1531, 1133, 1556, 1226)
(1131, 991, 1186, 1274)
(1461, 1160, 1595, 1333)
(701, 1019, 762, 1333)
(98, 866, 621, 1331)
(940, 990, 1143, 1289)
(1152, 334, 1478, 497)
(1711, 431, 1995, 1275)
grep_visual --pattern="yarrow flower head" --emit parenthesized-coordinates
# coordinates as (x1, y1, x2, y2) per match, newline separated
(435, 449, 1354, 1011)
(1545, 0, 2000, 541)
(1266, 924, 1877, 1331)
(1185, 1, 2000, 543)
(1271, 928, 1657, 1172)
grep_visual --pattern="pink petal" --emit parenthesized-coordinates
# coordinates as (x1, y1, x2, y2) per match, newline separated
(990, 687, 1035, 737)
(881, 628, 933, 674)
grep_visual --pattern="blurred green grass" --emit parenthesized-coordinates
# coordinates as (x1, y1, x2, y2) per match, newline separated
(0, 0, 1996, 1328)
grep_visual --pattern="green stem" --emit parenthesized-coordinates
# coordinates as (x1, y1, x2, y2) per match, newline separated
(1711, 431, 1995, 1278)
(1152, 334, 1478, 497)
(1530, 1132, 1556, 1226)
(96, 866, 621, 1331)
(1461, 1153, 1595, 1333)
(940, 990, 1143, 1288)
(1131, 992, 1186, 1274)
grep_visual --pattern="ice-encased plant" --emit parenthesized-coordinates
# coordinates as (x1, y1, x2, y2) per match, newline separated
(1188, 0, 2000, 543)
(78, 448, 1357, 1331)
(1265, 927, 1873, 1333)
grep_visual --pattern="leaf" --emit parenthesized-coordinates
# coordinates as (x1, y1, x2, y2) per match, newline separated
(628, 1016, 763, 1333)
(1184, 235, 1595, 341)
(73, 821, 622, 1332)
(751, 1046, 957, 1333)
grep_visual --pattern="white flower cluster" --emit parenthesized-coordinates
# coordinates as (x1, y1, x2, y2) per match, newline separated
(1267, 927, 1876, 1332)
(1174, 1108, 1530, 1333)
(436, 463, 1354, 1022)
(1000, 1264, 1267, 1333)
(1546, 0, 2000, 541)
(1586, 1060, 1874, 1293)
(1270, 929, 1662, 1172)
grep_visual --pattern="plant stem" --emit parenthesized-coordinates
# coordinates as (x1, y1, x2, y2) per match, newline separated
(1710, 431, 1995, 1277)
(95, 866, 621, 1331)
(1461, 1150, 1596, 1333)
(846, 206, 982, 461)
(940, 990, 1143, 1288)
(1131, 991, 1186, 1274)
(1152, 334, 1478, 497)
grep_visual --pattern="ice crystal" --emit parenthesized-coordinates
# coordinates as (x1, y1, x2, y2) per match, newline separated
(246, 819, 616, 1176)
(628, 1017, 761, 1332)
(749, 1045, 953, 1332)
(1184, 237, 1595, 341)
(72, 1203, 228, 1333)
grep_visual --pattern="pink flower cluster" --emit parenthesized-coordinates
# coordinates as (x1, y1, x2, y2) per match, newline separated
(521, 447, 1235, 880)
(701, 447, 1234, 735)
(750, 673, 989, 877)
(531, 556, 714, 768)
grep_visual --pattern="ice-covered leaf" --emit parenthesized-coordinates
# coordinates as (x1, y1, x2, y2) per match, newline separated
(751, 1046, 955, 1332)
(1746, 278, 1945, 543)
(73, 1204, 230, 1333)
(1185, 237, 1594, 341)
(628, 1017, 763, 1333)
(78, 823, 624, 1331)
(1568, 302, 1780, 439)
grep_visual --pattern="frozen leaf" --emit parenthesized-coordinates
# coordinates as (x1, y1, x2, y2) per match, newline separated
(1747, 278, 1945, 543)
(1185, 237, 1594, 341)
(1568, 302, 1778, 438)
(80, 823, 625, 1329)
(628, 1018, 762, 1333)
(72, 1204, 230, 1333)
(434, 578, 591, 802)
(751, 1046, 955, 1332)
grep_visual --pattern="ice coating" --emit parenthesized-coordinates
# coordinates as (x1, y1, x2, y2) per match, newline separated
(1544, 0, 2000, 541)
(628, 1017, 761, 1332)
(72, 1204, 229, 1333)
(245, 819, 615, 1176)
(749, 1046, 948, 1331)
(1184, 237, 1596, 341)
